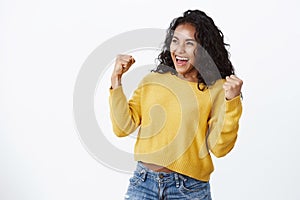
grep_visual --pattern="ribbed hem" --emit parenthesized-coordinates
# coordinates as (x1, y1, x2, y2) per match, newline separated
(226, 95, 242, 111)
(109, 85, 123, 94)
(134, 155, 213, 182)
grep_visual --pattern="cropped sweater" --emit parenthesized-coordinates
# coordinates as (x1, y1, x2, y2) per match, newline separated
(109, 72, 242, 181)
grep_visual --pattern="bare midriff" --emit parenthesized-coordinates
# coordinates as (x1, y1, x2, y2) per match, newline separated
(141, 162, 174, 173)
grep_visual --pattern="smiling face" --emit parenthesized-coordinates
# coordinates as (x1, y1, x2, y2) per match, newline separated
(170, 23, 199, 81)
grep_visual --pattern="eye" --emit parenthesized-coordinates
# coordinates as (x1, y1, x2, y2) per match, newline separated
(171, 38, 178, 44)
(186, 41, 195, 46)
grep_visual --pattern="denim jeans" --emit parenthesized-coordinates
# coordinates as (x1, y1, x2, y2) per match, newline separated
(124, 162, 212, 200)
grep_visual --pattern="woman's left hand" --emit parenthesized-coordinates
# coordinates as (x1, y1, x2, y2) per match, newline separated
(223, 75, 243, 100)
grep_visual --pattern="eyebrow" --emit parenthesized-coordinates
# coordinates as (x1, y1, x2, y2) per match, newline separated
(172, 36, 196, 42)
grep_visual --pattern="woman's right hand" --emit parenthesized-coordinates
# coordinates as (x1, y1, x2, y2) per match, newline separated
(111, 54, 135, 89)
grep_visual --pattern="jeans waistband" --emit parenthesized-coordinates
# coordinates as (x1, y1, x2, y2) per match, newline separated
(135, 161, 188, 187)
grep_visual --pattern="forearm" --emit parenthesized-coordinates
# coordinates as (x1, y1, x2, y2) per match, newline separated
(111, 74, 122, 89)
(208, 95, 242, 157)
(109, 87, 141, 137)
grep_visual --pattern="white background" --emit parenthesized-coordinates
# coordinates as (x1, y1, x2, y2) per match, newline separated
(1, 0, 300, 199)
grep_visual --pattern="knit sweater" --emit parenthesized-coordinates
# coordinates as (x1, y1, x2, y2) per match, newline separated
(109, 72, 242, 181)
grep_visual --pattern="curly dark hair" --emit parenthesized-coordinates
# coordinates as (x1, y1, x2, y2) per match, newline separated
(153, 9, 235, 90)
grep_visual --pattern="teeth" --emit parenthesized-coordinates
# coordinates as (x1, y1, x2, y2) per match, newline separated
(176, 56, 189, 61)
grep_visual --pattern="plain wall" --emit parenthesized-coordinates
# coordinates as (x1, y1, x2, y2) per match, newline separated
(1, 0, 300, 199)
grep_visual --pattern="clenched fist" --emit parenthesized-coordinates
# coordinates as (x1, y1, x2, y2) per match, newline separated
(111, 54, 135, 89)
(223, 75, 243, 100)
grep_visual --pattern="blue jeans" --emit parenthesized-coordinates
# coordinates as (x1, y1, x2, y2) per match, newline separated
(124, 162, 212, 200)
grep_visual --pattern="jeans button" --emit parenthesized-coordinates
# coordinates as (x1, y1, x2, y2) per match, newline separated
(159, 174, 164, 179)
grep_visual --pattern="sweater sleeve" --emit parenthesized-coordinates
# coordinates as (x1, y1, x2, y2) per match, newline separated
(109, 85, 142, 137)
(207, 80, 243, 158)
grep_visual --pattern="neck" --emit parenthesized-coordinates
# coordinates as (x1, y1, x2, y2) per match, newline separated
(177, 69, 199, 82)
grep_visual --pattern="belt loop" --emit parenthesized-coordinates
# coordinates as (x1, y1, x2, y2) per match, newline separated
(140, 169, 147, 182)
(174, 173, 180, 188)
(178, 174, 187, 182)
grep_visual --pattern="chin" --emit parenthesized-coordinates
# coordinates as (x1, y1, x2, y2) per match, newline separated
(175, 66, 188, 73)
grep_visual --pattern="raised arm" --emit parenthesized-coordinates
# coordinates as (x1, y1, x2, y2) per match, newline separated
(109, 55, 141, 137)
(207, 75, 243, 157)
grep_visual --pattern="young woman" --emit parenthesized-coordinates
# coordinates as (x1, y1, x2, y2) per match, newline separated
(109, 9, 243, 200)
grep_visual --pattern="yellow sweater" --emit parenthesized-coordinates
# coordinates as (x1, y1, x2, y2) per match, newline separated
(109, 72, 242, 181)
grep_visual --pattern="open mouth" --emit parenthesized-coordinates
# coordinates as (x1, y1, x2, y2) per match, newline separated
(175, 55, 189, 66)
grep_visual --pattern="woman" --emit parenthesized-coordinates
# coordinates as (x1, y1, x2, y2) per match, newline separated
(109, 9, 243, 200)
